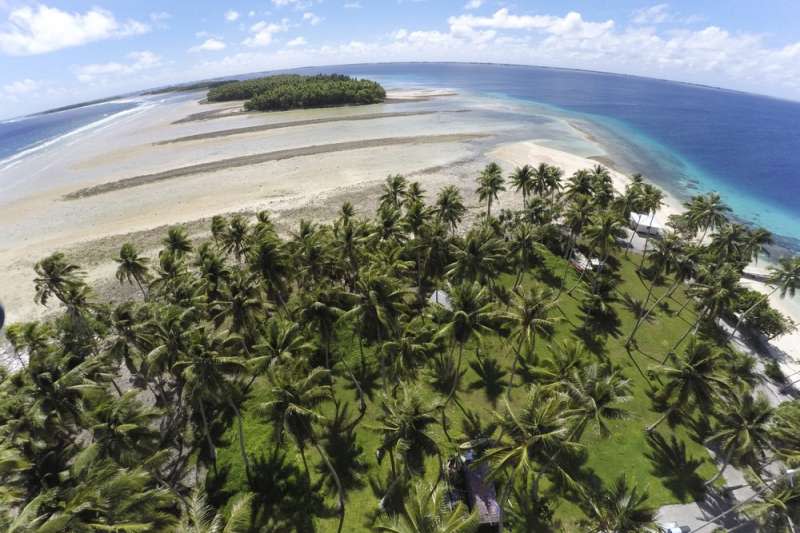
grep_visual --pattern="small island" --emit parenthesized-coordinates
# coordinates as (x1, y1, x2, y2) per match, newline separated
(206, 74, 386, 111)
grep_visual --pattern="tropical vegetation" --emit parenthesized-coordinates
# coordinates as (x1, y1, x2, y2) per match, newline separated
(1, 161, 799, 531)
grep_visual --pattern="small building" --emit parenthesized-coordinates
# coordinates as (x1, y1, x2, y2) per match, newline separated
(429, 289, 452, 310)
(569, 251, 601, 273)
(464, 460, 501, 528)
(630, 212, 663, 237)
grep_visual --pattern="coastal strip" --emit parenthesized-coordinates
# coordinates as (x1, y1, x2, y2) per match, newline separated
(63, 133, 488, 200)
(156, 110, 468, 145)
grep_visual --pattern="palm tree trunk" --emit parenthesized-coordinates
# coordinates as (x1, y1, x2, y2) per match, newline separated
(727, 287, 777, 341)
(637, 212, 656, 269)
(625, 270, 664, 347)
(556, 233, 575, 299)
(663, 319, 701, 364)
(134, 275, 148, 300)
(645, 408, 672, 433)
(705, 446, 734, 486)
(299, 443, 311, 483)
(227, 398, 252, 486)
(443, 343, 464, 409)
(198, 400, 218, 476)
(507, 337, 525, 401)
(313, 439, 345, 533)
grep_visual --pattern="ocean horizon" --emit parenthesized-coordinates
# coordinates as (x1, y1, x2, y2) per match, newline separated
(3, 61, 800, 251)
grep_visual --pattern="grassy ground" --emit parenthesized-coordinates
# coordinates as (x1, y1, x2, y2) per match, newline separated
(212, 247, 721, 531)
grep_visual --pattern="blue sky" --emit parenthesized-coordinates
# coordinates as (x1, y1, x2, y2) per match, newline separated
(1, 0, 799, 117)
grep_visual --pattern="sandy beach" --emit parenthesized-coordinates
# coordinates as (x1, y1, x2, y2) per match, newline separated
(1, 87, 799, 381)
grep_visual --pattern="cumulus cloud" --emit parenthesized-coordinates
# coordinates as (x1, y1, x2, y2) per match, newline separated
(190, 38, 226, 52)
(464, 0, 483, 10)
(344, 1, 362, 8)
(184, 6, 800, 101)
(272, 0, 314, 9)
(3, 78, 40, 95)
(0, 4, 149, 56)
(632, 4, 670, 25)
(225, 10, 240, 22)
(303, 12, 322, 26)
(76, 51, 161, 83)
(287, 36, 307, 47)
(243, 19, 289, 47)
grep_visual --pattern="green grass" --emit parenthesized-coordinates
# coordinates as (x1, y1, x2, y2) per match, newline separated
(212, 247, 721, 531)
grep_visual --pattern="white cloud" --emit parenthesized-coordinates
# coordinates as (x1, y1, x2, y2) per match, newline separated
(3, 78, 40, 95)
(190, 38, 226, 52)
(272, 0, 314, 9)
(243, 19, 289, 47)
(76, 51, 161, 83)
(149, 12, 171, 22)
(632, 4, 670, 25)
(287, 36, 307, 47)
(248, 11, 256, 18)
(225, 10, 240, 22)
(344, 1, 362, 8)
(0, 4, 149, 56)
(464, 0, 483, 10)
(303, 12, 322, 26)
(448, 9, 614, 39)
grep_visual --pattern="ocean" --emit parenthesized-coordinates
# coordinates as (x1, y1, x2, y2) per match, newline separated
(3, 62, 800, 249)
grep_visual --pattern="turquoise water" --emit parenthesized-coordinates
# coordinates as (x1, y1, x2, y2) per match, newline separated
(288, 63, 800, 250)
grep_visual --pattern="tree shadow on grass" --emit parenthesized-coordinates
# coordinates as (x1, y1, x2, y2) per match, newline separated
(342, 360, 381, 402)
(645, 432, 707, 502)
(545, 447, 604, 504)
(248, 447, 321, 532)
(468, 355, 508, 408)
(316, 401, 369, 494)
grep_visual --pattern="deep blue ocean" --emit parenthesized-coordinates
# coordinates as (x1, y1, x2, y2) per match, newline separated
(3, 62, 800, 248)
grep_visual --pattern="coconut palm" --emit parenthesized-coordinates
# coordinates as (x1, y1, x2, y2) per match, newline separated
(564, 363, 632, 440)
(258, 362, 346, 533)
(535, 339, 589, 385)
(381, 174, 408, 211)
(708, 222, 749, 266)
(163, 226, 193, 257)
(376, 480, 478, 533)
(509, 164, 534, 203)
(487, 384, 576, 506)
(584, 210, 627, 292)
(531, 163, 553, 198)
(704, 391, 774, 485)
(435, 281, 494, 408)
(177, 486, 253, 533)
(506, 285, 558, 394)
(173, 326, 249, 481)
(371, 385, 440, 478)
(580, 475, 656, 533)
(728, 256, 800, 340)
(222, 214, 251, 263)
(299, 290, 345, 368)
(248, 232, 290, 306)
(435, 185, 466, 235)
(683, 192, 731, 243)
(476, 162, 505, 217)
(565, 169, 593, 200)
(114, 243, 150, 299)
(635, 184, 665, 268)
(743, 469, 800, 532)
(646, 338, 730, 433)
(33, 252, 83, 307)
(447, 227, 506, 286)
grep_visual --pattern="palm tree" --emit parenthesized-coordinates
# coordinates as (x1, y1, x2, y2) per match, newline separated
(509, 164, 534, 203)
(371, 385, 440, 478)
(163, 226, 193, 257)
(177, 486, 253, 533)
(435, 185, 466, 235)
(728, 256, 800, 340)
(531, 163, 553, 198)
(33, 252, 83, 307)
(564, 363, 631, 440)
(436, 282, 494, 408)
(684, 192, 731, 243)
(476, 162, 505, 217)
(381, 174, 408, 211)
(447, 227, 506, 286)
(704, 391, 773, 486)
(259, 363, 346, 533)
(558, 195, 594, 296)
(222, 214, 251, 263)
(584, 210, 626, 292)
(506, 284, 558, 394)
(173, 327, 249, 481)
(580, 475, 656, 532)
(708, 222, 749, 266)
(376, 480, 478, 533)
(743, 469, 800, 532)
(565, 169, 593, 200)
(486, 384, 576, 507)
(646, 338, 730, 433)
(248, 232, 290, 306)
(114, 243, 150, 299)
(299, 290, 345, 369)
(210, 215, 227, 247)
(636, 184, 665, 268)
